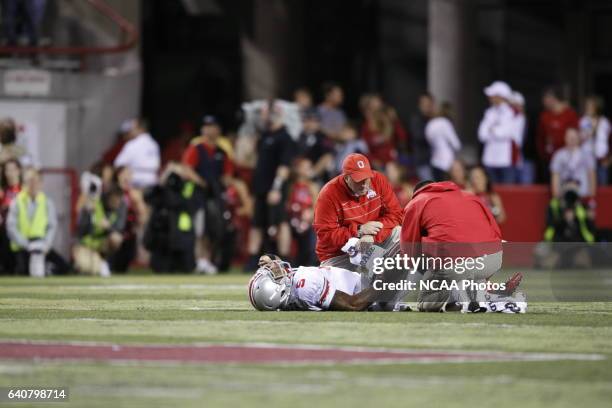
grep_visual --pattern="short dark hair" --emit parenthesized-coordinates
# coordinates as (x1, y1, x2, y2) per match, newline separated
(0, 118, 17, 145)
(0, 158, 22, 189)
(321, 81, 341, 98)
(414, 180, 434, 193)
(543, 85, 564, 101)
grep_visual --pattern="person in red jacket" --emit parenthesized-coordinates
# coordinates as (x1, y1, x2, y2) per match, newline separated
(313, 153, 403, 270)
(401, 180, 513, 312)
(536, 87, 579, 181)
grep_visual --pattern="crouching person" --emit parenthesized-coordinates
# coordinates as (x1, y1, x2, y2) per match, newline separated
(73, 174, 126, 276)
(6, 168, 70, 276)
(401, 180, 523, 313)
(144, 163, 198, 272)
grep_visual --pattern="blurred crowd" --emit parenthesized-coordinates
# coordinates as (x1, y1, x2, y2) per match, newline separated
(0, 80, 610, 275)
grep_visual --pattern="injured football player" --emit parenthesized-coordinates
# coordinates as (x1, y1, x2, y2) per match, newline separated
(248, 254, 385, 311)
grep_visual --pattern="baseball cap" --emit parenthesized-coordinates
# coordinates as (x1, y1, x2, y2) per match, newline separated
(342, 153, 373, 182)
(202, 115, 219, 126)
(484, 81, 513, 99)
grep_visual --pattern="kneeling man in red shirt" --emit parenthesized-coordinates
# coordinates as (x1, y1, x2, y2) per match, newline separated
(401, 180, 520, 312)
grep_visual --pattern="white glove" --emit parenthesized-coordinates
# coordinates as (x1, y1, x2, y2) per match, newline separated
(341, 237, 362, 266)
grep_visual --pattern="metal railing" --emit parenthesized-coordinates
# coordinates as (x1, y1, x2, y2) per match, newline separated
(0, 0, 138, 68)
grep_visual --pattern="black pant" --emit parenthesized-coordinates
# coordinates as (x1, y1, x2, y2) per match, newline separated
(0, 226, 15, 274)
(14, 249, 71, 276)
(109, 236, 137, 273)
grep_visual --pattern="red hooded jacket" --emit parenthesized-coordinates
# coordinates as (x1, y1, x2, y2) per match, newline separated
(400, 181, 502, 257)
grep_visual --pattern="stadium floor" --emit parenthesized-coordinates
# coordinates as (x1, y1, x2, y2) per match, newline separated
(0, 273, 611, 408)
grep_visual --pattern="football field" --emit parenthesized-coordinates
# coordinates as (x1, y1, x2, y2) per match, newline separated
(0, 272, 611, 408)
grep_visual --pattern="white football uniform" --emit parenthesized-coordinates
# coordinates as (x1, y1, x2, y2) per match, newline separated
(286, 266, 362, 311)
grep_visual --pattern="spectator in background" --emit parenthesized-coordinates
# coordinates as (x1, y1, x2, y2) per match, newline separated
(333, 123, 369, 175)
(579, 95, 611, 185)
(537, 86, 579, 181)
(6, 168, 70, 276)
(246, 101, 296, 270)
(1, 0, 47, 46)
(550, 127, 596, 204)
(181, 115, 236, 274)
(0, 159, 22, 273)
(0, 117, 29, 166)
(360, 93, 408, 170)
(385, 161, 413, 208)
(509, 91, 531, 184)
(114, 118, 160, 190)
(73, 173, 126, 277)
(467, 165, 506, 224)
(296, 109, 334, 184)
(410, 93, 436, 181)
(478, 81, 516, 184)
(110, 166, 147, 273)
(294, 87, 313, 112)
(317, 82, 347, 141)
(448, 159, 467, 189)
(425, 101, 461, 181)
(286, 157, 319, 266)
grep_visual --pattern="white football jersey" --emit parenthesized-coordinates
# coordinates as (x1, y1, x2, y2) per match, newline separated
(286, 266, 362, 311)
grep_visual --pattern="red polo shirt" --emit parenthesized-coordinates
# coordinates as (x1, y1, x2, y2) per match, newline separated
(313, 171, 403, 261)
(536, 107, 579, 161)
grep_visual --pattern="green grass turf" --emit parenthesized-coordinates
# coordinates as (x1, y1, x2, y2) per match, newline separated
(0, 272, 611, 408)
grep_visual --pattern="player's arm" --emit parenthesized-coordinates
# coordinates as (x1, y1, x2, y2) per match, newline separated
(329, 288, 376, 311)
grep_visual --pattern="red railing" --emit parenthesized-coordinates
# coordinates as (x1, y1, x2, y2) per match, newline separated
(0, 0, 138, 65)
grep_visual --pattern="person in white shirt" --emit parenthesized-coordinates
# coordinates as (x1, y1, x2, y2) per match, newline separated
(579, 95, 611, 185)
(478, 81, 517, 184)
(114, 119, 160, 189)
(550, 127, 596, 199)
(425, 101, 461, 181)
(509, 91, 530, 183)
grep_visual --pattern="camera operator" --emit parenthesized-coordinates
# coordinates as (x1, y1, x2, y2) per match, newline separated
(144, 163, 198, 272)
(73, 172, 126, 276)
(540, 182, 596, 268)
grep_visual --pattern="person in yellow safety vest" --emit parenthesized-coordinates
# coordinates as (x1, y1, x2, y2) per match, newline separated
(73, 186, 127, 277)
(544, 188, 596, 243)
(541, 185, 596, 269)
(5, 168, 70, 276)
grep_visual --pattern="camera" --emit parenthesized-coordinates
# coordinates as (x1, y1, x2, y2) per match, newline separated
(80, 171, 103, 200)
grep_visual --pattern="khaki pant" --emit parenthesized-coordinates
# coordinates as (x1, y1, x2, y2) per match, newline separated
(73, 245, 105, 275)
(417, 250, 503, 312)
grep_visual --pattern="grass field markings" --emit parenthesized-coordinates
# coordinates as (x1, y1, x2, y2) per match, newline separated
(0, 340, 605, 366)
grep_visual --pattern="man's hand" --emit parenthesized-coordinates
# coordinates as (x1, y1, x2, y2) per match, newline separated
(267, 190, 282, 205)
(358, 234, 374, 253)
(360, 221, 383, 236)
